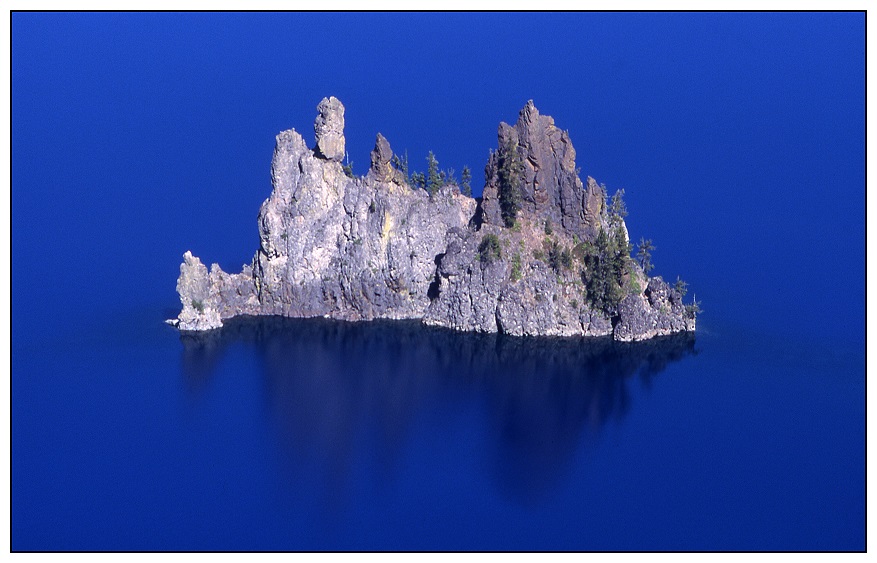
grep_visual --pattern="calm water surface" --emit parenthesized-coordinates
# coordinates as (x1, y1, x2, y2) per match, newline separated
(12, 313, 864, 551)
(12, 11, 864, 552)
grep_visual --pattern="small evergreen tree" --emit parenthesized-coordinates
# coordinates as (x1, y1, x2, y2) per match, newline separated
(685, 295, 702, 319)
(636, 238, 655, 273)
(612, 223, 631, 256)
(461, 166, 472, 197)
(547, 239, 562, 274)
(342, 161, 355, 179)
(444, 167, 457, 186)
(497, 139, 524, 227)
(608, 189, 628, 225)
(426, 151, 441, 195)
(478, 233, 502, 265)
(391, 150, 409, 183)
(561, 247, 573, 270)
(674, 276, 688, 297)
(510, 252, 523, 281)
(545, 239, 573, 275)
(410, 171, 425, 190)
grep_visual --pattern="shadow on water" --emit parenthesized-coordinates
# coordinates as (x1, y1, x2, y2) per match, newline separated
(179, 316, 697, 506)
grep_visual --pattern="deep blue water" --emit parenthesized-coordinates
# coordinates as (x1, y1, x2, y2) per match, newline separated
(12, 12, 865, 551)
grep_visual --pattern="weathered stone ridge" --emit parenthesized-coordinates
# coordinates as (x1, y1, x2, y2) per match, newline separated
(169, 97, 696, 341)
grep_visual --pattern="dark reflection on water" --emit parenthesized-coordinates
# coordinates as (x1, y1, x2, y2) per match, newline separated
(180, 316, 697, 505)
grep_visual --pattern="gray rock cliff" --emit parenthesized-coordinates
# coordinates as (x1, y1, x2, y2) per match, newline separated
(169, 97, 697, 340)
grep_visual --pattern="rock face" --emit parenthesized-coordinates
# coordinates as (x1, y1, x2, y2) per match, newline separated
(169, 97, 697, 341)
(252, 125, 474, 322)
(421, 225, 616, 337)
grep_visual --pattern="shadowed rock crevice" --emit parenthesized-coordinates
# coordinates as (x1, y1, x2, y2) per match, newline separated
(169, 97, 696, 341)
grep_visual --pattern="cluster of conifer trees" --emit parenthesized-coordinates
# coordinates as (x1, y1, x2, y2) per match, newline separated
(390, 151, 472, 197)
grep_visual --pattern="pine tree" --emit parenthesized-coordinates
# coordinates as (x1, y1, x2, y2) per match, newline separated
(410, 171, 425, 190)
(582, 227, 629, 315)
(612, 223, 631, 257)
(444, 167, 457, 186)
(478, 233, 502, 265)
(685, 295, 702, 319)
(674, 276, 688, 297)
(461, 166, 472, 197)
(391, 150, 409, 183)
(497, 139, 524, 227)
(426, 151, 441, 195)
(609, 189, 628, 225)
(637, 238, 655, 273)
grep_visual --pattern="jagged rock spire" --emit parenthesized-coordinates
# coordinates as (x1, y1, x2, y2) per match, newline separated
(369, 133, 394, 182)
(480, 99, 603, 240)
(314, 96, 345, 162)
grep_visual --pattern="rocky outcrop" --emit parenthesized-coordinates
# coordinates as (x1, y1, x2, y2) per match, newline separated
(420, 224, 615, 337)
(369, 133, 394, 182)
(422, 102, 622, 337)
(314, 96, 345, 162)
(173, 251, 260, 331)
(253, 124, 474, 323)
(613, 277, 695, 341)
(169, 97, 697, 341)
(480, 101, 606, 241)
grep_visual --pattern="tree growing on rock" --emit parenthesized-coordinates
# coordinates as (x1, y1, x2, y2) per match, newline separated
(497, 139, 525, 227)
(608, 189, 628, 225)
(342, 159, 355, 179)
(391, 151, 409, 182)
(685, 295, 702, 319)
(674, 276, 688, 297)
(410, 171, 426, 190)
(442, 167, 457, 187)
(637, 238, 655, 273)
(478, 233, 502, 265)
(461, 166, 472, 197)
(582, 227, 629, 315)
(546, 238, 572, 275)
(426, 151, 441, 195)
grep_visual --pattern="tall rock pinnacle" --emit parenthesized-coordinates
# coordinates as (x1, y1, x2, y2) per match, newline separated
(369, 133, 394, 182)
(480, 100, 604, 240)
(314, 96, 345, 162)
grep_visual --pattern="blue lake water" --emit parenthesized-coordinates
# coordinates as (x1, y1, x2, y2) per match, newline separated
(11, 12, 865, 551)
(12, 313, 864, 551)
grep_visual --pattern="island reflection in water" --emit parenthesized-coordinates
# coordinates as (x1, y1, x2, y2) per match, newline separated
(180, 316, 697, 505)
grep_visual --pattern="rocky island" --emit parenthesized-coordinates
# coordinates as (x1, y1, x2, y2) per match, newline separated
(169, 97, 698, 341)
